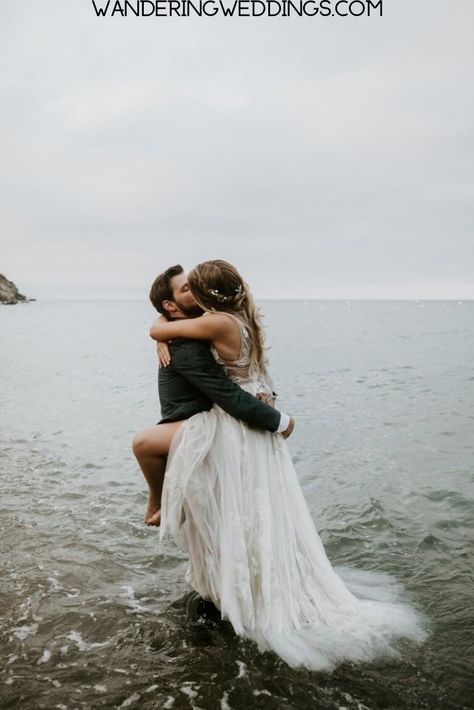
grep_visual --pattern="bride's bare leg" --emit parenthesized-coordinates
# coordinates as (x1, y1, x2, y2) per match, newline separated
(132, 421, 183, 526)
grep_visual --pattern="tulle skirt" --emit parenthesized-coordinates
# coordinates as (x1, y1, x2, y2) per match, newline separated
(160, 405, 427, 671)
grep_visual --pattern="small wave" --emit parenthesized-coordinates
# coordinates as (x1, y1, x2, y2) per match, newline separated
(37, 649, 52, 664)
(11, 623, 38, 641)
(64, 630, 112, 653)
(119, 692, 141, 707)
(416, 533, 449, 552)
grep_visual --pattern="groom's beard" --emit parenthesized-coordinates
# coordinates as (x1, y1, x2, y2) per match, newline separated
(176, 302, 204, 318)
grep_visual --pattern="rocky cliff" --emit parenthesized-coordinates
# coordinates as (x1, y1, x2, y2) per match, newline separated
(0, 274, 32, 304)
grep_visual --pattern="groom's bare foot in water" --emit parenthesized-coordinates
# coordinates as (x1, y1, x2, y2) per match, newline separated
(144, 493, 161, 526)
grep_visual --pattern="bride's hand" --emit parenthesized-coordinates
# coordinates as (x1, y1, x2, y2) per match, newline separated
(256, 392, 276, 408)
(157, 341, 171, 368)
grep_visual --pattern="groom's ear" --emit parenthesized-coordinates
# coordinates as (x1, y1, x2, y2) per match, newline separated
(162, 299, 178, 316)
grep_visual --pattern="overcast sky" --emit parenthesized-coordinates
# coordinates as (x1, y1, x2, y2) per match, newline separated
(1, 0, 473, 299)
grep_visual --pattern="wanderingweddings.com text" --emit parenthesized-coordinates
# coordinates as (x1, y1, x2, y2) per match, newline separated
(91, 0, 383, 18)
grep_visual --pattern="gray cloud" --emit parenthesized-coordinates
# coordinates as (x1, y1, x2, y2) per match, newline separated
(1, 0, 473, 298)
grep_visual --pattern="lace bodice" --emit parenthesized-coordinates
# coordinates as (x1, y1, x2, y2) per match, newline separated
(210, 313, 275, 395)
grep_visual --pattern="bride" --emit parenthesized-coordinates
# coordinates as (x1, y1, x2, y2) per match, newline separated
(149, 259, 427, 671)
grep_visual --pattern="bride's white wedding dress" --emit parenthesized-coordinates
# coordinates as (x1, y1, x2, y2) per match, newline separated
(160, 314, 426, 670)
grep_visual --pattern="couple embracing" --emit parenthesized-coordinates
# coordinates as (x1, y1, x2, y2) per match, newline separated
(133, 259, 426, 672)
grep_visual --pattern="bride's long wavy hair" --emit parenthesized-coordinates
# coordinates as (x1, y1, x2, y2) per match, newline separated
(188, 260, 268, 374)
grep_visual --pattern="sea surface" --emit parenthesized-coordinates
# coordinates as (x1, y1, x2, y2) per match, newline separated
(1, 299, 473, 710)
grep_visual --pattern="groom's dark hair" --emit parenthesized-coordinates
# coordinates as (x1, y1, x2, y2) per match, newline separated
(149, 264, 184, 314)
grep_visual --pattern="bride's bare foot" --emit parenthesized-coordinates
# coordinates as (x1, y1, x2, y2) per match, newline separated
(144, 492, 161, 526)
(145, 508, 161, 526)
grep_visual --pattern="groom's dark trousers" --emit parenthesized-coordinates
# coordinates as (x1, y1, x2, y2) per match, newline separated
(158, 337, 280, 432)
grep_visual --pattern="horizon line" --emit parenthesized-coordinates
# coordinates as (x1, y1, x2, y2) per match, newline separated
(15, 297, 474, 302)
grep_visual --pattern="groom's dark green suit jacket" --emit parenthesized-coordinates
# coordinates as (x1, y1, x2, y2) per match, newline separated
(158, 337, 281, 432)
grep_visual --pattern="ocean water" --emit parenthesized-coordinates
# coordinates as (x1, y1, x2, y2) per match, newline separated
(1, 299, 473, 709)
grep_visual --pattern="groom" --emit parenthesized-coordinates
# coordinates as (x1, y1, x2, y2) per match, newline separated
(133, 264, 294, 525)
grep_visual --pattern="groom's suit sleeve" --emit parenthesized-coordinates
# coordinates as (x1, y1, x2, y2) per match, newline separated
(170, 339, 281, 432)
